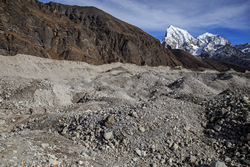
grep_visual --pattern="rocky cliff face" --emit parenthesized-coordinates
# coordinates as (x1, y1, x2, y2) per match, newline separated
(235, 43, 250, 55)
(212, 44, 250, 67)
(0, 0, 181, 67)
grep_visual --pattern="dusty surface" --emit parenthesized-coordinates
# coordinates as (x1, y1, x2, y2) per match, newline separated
(0, 54, 249, 166)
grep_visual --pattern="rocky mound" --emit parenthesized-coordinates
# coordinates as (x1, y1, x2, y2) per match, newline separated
(0, 54, 249, 166)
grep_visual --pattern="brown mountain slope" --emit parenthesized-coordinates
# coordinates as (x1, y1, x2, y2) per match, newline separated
(0, 0, 180, 67)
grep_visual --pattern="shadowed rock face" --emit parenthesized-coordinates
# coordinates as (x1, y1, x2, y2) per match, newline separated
(212, 44, 250, 68)
(170, 49, 250, 72)
(0, 0, 181, 67)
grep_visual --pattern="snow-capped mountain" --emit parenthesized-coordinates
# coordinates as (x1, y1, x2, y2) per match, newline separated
(162, 25, 230, 58)
(235, 43, 250, 55)
(162, 25, 198, 55)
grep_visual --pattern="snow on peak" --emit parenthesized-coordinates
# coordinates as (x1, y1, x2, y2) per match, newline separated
(163, 25, 197, 50)
(162, 25, 231, 57)
(197, 32, 216, 39)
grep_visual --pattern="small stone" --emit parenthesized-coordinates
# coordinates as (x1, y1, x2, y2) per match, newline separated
(246, 133, 250, 141)
(104, 115, 115, 128)
(166, 139, 173, 147)
(89, 124, 94, 130)
(103, 131, 113, 140)
(75, 132, 80, 138)
(133, 157, 138, 161)
(171, 143, 179, 151)
(156, 154, 161, 160)
(151, 163, 157, 167)
(78, 160, 84, 165)
(135, 148, 142, 156)
(139, 126, 146, 133)
(225, 141, 232, 148)
(160, 159, 165, 164)
(214, 125, 222, 132)
(168, 158, 173, 165)
(184, 125, 190, 131)
(132, 112, 138, 118)
(150, 145, 156, 152)
(224, 157, 231, 162)
(141, 151, 147, 157)
(209, 161, 227, 167)
(0, 119, 6, 125)
(41, 143, 49, 148)
(189, 155, 196, 163)
(62, 127, 68, 135)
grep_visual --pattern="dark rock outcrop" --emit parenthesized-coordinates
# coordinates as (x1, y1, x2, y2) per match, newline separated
(171, 49, 250, 72)
(235, 43, 250, 55)
(213, 44, 250, 67)
(0, 0, 180, 67)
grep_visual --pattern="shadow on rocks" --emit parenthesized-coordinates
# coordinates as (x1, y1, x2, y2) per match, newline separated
(204, 88, 250, 166)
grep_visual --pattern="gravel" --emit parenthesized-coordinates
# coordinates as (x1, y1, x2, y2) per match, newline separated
(0, 54, 249, 166)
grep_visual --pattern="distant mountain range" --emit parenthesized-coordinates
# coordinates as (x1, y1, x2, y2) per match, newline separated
(0, 0, 249, 72)
(162, 25, 250, 67)
(235, 43, 250, 55)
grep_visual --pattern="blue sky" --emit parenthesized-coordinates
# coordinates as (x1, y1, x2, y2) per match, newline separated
(38, 0, 250, 45)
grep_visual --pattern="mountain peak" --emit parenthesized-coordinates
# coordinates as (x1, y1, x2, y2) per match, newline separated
(198, 32, 216, 39)
(163, 25, 196, 51)
(162, 26, 230, 57)
(166, 25, 191, 37)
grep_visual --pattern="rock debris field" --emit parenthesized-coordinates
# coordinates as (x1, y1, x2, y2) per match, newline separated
(0, 54, 249, 167)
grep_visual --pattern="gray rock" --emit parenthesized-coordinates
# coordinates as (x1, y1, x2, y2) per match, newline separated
(141, 150, 147, 157)
(0, 119, 5, 125)
(171, 143, 179, 151)
(135, 148, 142, 156)
(168, 158, 173, 165)
(41, 143, 49, 148)
(209, 161, 227, 167)
(89, 124, 94, 130)
(132, 157, 138, 161)
(62, 127, 68, 135)
(77, 160, 84, 165)
(103, 131, 113, 140)
(139, 126, 146, 133)
(189, 155, 196, 163)
(132, 112, 138, 118)
(225, 141, 232, 148)
(151, 163, 157, 167)
(246, 133, 250, 141)
(104, 115, 115, 128)
(214, 125, 222, 132)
